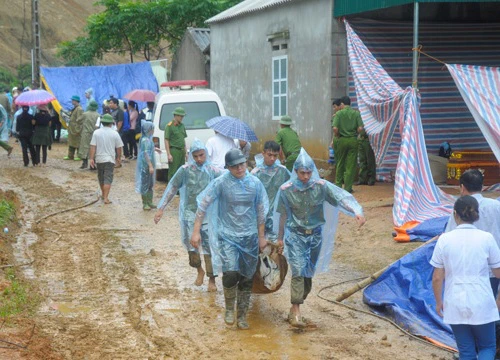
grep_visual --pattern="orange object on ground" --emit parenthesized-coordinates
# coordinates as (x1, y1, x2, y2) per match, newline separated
(393, 221, 421, 242)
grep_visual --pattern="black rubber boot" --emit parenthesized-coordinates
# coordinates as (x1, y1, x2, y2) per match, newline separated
(237, 290, 251, 330)
(223, 285, 237, 325)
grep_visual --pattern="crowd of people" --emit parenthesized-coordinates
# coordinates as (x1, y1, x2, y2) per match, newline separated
(3, 87, 500, 356)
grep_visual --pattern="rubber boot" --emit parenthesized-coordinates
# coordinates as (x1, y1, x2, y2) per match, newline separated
(237, 290, 251, 330)
(142, 195, 151, 210)
(223, 285, 237, 325)
(147, 192, 157, 209)
(80, 159, 88, 169)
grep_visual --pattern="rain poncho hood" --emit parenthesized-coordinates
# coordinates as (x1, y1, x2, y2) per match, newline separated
(197, 170, 269, 277)
(135, 121, 156, 194)
(157, 139, 224, 254)
(275, 148, 363, 277)
(251, 154, 290, 241)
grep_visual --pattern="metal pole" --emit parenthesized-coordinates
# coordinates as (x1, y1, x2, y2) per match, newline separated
(32, 0, 41, 88)
(412, 1, 419, 88)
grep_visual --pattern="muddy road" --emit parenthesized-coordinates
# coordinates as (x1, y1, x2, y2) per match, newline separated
(0, 141, 452, 359)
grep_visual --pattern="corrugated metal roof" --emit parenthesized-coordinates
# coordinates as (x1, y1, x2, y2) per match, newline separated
(188, 28, 210, 53)
(206, 0, 296, 24)
(334, 0, 500, 17)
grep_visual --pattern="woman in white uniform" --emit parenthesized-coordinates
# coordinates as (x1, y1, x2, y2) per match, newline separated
(431, 195, 500, 359)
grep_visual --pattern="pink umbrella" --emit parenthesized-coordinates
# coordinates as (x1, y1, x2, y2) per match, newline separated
(15, 89, 55, 106)
(123, 89, 156, 102)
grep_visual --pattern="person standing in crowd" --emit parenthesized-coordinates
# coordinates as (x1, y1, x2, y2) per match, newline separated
(48, 103, 61, 143)
(0, 88, 11, 134)
(276, 148, 365, 328)
(64, 95, 84, 161)
(31, 105, 52, 166)
(0, 104, 13, 157)
(89, 114, 124, 204)
(205, 131, 237, 170)
(329, 98, 343, 156)
(84, 88, 95, 110)
(140, 101, 154, 122)
(445, 169, 500, 297)
(235, 139, 251, 161)
(357, 129, 376, 186)
(127, 100, 139, 160)
(78, 100, 100, 169)
(275, 115, 302, 172)
(191, 149, 269, 329)
(108, 97, 128, 159)
(431, 195, 500, 360)
(15, 106, 35, 166)
(164, 107, 187, 181)
(251, 140, 290, 241)
(135, 121, 157, 210)
(155, 139, 224, 290)
(332, 96, 364, 193)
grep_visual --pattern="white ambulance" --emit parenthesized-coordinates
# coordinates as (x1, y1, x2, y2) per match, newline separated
(152, 80, 226, 181)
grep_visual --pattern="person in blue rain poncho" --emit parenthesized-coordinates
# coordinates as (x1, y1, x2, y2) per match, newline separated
(276, 148, 366, 328)
(251, 140, 290, 241)
(190, 149, 269, 330)
(154, 139, 224, 291)
(135, 121, 157, 210)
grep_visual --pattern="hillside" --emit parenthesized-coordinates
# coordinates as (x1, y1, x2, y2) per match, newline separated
(0, 0, 131, 74)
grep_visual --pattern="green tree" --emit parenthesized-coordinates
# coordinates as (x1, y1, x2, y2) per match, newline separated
(57, 0, 243, 66)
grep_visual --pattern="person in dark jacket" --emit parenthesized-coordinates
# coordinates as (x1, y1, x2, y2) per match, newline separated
(15, 106, 36, 166)
(31, 105, 52, 166)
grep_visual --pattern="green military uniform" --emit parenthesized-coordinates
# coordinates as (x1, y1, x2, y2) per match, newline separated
(165, 119, 187, 181)
(78, 105, 99, 160)
(358, 130, 376, 185)
(332, 106, 363, 193)
(67, 104, 84, 159)
(276, 127, 302, 172)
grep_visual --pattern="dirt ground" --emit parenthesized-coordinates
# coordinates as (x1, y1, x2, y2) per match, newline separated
(0, 138, 461, 360)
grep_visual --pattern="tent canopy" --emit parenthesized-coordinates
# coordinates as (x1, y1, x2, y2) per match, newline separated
(334, 0, 500, 17)
(41, 61, 159, 118)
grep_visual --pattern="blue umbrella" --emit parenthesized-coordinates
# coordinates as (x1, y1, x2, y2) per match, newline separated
(206, 116, 258, 142)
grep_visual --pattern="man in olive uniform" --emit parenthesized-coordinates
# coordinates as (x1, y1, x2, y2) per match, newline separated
(64, 95, 84, 161)
(332, 96, 363, 193)
(78, 100, 100, 169)
(275, 115, 302, 172)
(357, 129, 376, 186)
(164, 107, 187, 182)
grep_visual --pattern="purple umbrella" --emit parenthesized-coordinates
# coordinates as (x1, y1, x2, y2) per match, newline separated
(206, 116, 258, 142)
(15, 89, 56, 106)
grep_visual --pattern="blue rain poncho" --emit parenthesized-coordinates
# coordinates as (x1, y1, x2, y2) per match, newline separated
(197, 170, 269, 278)
(251, 154, 290, 241)
(135, 121, 156, 195)
(0, 105, 8, 141)
(275, 148, 363, 278)
(157, 139, 224, 254)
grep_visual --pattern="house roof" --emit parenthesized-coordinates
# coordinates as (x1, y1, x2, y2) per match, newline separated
(206, 0, 296, 24)
(188, 28, 210, 53)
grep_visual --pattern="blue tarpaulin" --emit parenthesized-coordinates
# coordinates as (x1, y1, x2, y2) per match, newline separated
(363, 240, 457, 349)
(41, 62, 159, 113)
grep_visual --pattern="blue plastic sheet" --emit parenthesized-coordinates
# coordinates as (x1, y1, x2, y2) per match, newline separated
(41, 62, 158, 113)
(363, 241, 456, 349)
(407, 216, 449, 241)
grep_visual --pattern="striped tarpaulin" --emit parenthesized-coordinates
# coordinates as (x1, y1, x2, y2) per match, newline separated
(345, 20, 453, 226)
(447, 64, 500, 162)
(347, 19, 500, 169)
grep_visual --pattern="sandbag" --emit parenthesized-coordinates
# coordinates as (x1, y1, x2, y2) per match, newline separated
(252, 243, 288, 294)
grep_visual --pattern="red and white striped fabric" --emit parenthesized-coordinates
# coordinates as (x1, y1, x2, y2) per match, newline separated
(447, 64, 500, 162)
(345, 20, 454, 226)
